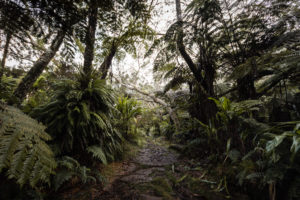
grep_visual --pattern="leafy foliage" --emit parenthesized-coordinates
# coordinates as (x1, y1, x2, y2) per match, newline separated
(86, 145, 108, 165)
(115, 96, 142, 142)
(187, 97, 300, 199)
(53, 156, 103, 191)
(32, 73, 123, 163)
(235, 122, 300, 200)
(0, 76, 17, 102)
(265, 123, 300, 161)
(0, 105, 56, 188)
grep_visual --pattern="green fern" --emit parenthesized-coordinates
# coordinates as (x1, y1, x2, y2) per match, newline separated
(31, 73, 123, 163)
(87, 145, 107, 164)
(0, 105, 56, 188)
(0, 76, 17, 102)
(54, 156, 102, 191)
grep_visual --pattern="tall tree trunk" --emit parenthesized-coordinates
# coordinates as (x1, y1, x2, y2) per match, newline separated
(82, 0, 98, 87)
(12, 30, 66, 105)
(190, 85, 217, 124)
(237, 58, 257, 100)
(0, 32, 12, 79)
(175, 0, 201, 82)
(100, 42, 117, 79)
(237, 75, 256, 100)
(175, 0, 216, 124)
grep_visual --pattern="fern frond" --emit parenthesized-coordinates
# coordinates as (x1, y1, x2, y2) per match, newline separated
(53, 169, 74, 191)
(0, 105, 56, 188)
(54, 156, 101, 191)
(31, 73, 120, 160)
(87, 145, 107, 164)
(164, 76, 187, 93)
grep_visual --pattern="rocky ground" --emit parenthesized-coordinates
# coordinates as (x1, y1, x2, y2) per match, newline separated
(96, 142, 179, 200)
(60, 139, 250, 200)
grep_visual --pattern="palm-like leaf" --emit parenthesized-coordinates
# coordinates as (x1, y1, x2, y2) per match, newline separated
(32, 73, 122, 163)
(115, 96, 142, 140)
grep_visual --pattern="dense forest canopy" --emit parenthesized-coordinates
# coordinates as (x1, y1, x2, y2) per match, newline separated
(0, 0, 299, 199)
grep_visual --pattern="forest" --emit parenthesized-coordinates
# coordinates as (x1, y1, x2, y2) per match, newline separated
(0, 0, 299, 199)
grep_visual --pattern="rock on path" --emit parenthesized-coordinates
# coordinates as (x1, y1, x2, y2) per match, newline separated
(134, 143, 178, 166)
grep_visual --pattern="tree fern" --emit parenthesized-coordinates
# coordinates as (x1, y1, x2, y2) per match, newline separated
(0, 105, 56, 188)
(257, 56, 300, 96)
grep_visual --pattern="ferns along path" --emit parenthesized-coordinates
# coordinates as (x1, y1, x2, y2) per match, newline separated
(0, 0, 300, 199)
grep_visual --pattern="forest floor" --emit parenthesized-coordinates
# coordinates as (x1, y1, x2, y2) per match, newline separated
(97, 139, 178, 200)
(60, 137, 250, 200)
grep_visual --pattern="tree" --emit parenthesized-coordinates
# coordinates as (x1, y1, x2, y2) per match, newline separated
(81, 0, 99, 88)
(0, 0, 36, 79)
(0, 0, 85, 105)
(113, 75, 180, 131)
(216, 0, 299, 100)
(96, 0, 153, 80)
(0, 32, 11, 79)
(174, 0, 218, 123)
(13, 29, 68, 104)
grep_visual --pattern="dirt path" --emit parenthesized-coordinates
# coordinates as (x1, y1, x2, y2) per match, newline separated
(57, 140, 249, 200)
(61, 140, 249, 200)
(95, 140, 246, 200)
(96, 142, 179, 200)
(95, 140, 251, 200)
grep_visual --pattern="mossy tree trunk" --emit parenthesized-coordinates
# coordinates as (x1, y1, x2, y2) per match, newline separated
(100, 41, 117, 79)
(12, 30, 66, 105)
(82, 0, 98, 87)
(0, 32, 12, 79)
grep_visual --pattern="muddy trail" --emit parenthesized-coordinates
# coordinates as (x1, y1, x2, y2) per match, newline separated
(61, 140, 250, 200)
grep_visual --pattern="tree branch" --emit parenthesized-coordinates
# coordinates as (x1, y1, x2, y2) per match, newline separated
(113, 75, 180, 130)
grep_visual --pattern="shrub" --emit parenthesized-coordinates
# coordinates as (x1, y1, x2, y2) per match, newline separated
(32, 73, 123, 163)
